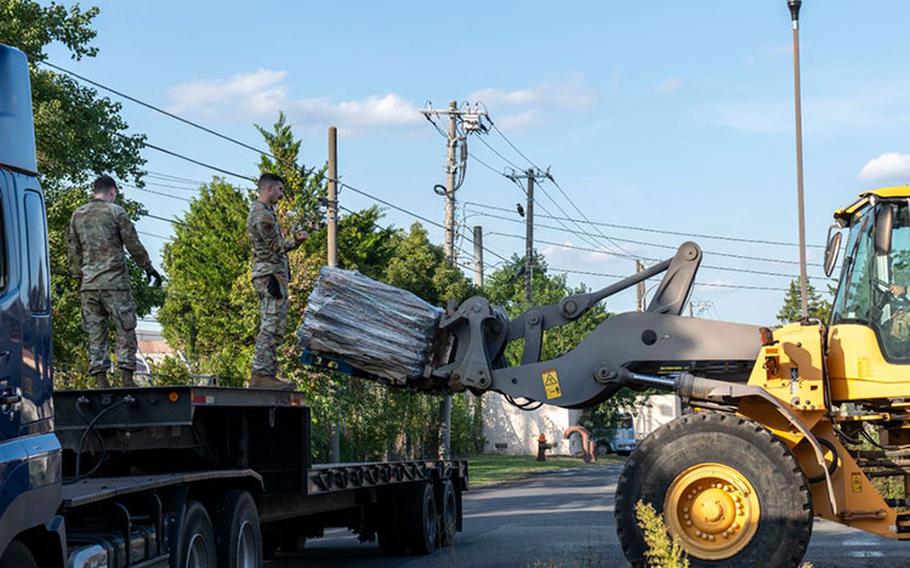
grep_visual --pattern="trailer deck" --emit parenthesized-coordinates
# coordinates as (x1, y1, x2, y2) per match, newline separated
(53, 385, 467, 553)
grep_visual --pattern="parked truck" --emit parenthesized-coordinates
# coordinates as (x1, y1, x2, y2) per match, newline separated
(0, 43, 466, 568)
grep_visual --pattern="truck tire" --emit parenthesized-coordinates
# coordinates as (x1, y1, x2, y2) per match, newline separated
(212, 490, 262, 568)
(0, 541, 38, 568)
(406, 482, 438, 555)
(172, 500, 217, 568)
(437, 480, 457, 547)
(615, 412, 813, 568)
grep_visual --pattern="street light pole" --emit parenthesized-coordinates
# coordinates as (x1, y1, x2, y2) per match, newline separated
(788, 0, 810, 321)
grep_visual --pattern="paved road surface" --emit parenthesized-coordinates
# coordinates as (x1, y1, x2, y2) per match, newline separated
(270, 464, 908, 567)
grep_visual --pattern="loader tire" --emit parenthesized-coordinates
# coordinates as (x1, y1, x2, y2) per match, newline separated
(615, 412, 813, 568)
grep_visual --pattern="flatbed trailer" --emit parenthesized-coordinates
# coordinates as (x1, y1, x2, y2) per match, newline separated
(0, 43, 467, 567)
(48, 386, 466, 566)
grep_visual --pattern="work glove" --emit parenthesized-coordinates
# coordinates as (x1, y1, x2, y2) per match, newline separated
(267, 274, 283, 299)
(145, 267, 163, 288)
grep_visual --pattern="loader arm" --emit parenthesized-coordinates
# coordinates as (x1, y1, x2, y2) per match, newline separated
(432, 242, 763, 409)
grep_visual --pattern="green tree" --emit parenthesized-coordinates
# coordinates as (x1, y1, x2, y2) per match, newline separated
(156, 179, 252, 383)
(1, 1, 158, 383)
(777, 279, 832, 324)
(384, 223, 475, 305)
(484, 252, 609, 360)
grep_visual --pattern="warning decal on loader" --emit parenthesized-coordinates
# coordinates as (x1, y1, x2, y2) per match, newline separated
(541, 369, 562, 399)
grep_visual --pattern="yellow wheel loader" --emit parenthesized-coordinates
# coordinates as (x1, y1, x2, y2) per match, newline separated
(303, 186, 910, 566)
(299, 2, 910, 566)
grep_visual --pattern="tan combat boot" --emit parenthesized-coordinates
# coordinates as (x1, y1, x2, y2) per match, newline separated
(250, 373, 295, 391)
(120, 369, 137, 388)
(92, 371, 110, 389)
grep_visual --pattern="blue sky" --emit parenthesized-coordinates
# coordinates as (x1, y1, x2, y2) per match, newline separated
(44, 0, 910, 326)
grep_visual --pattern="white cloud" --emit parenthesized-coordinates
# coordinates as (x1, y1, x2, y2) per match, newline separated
(656, 77, 684, 95)
(167, 69, 289, 114)
(858, 152, 910, 184)
(468, 74, 598, 112)
(166, 69, 421, 131)
(495, 110, 539, 132)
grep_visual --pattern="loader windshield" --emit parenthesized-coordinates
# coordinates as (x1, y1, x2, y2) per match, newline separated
(832, 202, 910, 361)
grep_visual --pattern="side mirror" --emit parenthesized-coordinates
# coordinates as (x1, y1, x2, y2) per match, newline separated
(875, 205, 894, 257)
(824, 225, 842, 277)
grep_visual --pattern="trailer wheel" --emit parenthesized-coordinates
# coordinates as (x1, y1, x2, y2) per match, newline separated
(615, 412, 813, 568)
(213, 490, 261, 568)
(437, 480, 457, 547)
(406, 482, 438, 555)
(172, 501, 217, 568)
(0, 541, 38, 568)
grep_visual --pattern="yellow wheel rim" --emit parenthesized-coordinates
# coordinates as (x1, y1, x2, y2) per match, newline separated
(663, 463, 760, 560)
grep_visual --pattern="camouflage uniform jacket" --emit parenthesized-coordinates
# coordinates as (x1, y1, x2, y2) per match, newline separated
(67, 199, 152, 291)
(247, 200, 299, 280)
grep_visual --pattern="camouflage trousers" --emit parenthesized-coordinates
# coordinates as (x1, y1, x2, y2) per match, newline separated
(80, 289, 138, 374)
(251, 275, 289, 377)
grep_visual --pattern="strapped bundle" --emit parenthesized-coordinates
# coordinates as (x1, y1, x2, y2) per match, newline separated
(298, 267, 443, 384)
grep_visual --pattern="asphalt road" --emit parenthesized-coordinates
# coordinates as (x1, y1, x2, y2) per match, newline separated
(269, 464, 909, 567)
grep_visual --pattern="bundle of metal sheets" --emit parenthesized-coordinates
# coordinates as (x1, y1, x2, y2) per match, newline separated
(298, 267, 443, 384)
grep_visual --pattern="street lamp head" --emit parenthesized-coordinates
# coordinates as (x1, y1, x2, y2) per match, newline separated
(788, 0, 802, 22)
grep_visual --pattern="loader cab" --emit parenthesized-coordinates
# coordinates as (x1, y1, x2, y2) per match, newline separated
(826, 187, 910, 401)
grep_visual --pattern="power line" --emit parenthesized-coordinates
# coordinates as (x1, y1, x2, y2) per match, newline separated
(487, 231, 830, 281)
(548, 266, 789, 292)
(146, 171, 207, 186)
(141, 212, 188, 227)
(543, 173, 636, 255)
(472, 115, 827, 253)
(43, 64, 323, 187)
(339, 181, 511, 264)
(40, 60, 287, 165)
(467, 126, 633, 256)
(145, 181, 204, 193)
(475, 135, 524, 171)
(138, 230, 172, 241)
(468, 138, 623, 253)
(122, 134, 255, 182)
(468, 208, 824, 267)
(123, 183, 193, 203)
(478, 116, 637, 256)
(463, 200, 825, 250)
(489, 120, 541, 171)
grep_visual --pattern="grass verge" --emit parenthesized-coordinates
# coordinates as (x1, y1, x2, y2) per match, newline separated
(467, 453, 623, 487)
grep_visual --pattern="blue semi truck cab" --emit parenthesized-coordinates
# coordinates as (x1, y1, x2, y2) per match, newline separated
(0, 43, 466, 567)
(0, 43, 65, 567)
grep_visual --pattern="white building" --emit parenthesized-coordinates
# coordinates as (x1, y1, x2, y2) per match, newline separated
(633, 394, 683, 438)
(481, 394, 584, 455)
(481, 392, 683, 456)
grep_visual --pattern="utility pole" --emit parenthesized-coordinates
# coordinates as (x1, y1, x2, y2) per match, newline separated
(525, 173, 535, 302)
(420, 100, 489, 263)
(788, 0, 810, 321)
(327, 126, 341, 464)
(635, 260, 645, 311)
(473, 225, 484, 288)
(420, 101, 488, 460)
(327, 127, 338, 268)
(506, 168, 548, 303)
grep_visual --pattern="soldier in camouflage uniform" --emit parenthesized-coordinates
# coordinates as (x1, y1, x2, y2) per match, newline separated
(247, 173, 308, 390)
(67, 175, 162, 388)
